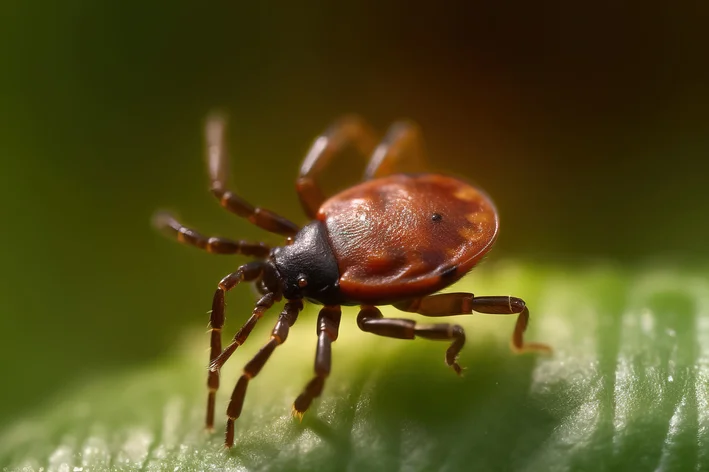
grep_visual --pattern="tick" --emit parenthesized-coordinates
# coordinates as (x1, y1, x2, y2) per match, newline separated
(153, 113, 551, 448)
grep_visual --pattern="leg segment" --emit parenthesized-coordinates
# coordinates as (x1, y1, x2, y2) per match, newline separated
(292, 305, 342, 418)
(208, 292, 278, 374)
(206, 261, 269, 431)
(224, 299, 303, 448)
(152, 212, 270, 257)
(357, 306, 466, 374)
(296, 115, 379, 218)
(394, 293, 552, 353)
(205, 112, 299, 237)
(363, 120, 427, 180)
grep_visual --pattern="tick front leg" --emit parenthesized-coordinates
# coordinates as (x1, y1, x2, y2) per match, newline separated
(152, 212, 271, 257)
(293, 305, 342, 418)
(357, 306, 466, 374)
(205, 112, 300, 237)
(394, 293, 552, 354)
(206, 261, 268, 431)
(224, 300, 303, 448)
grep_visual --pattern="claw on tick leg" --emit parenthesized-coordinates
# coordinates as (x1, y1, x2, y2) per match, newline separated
(452, 363, 466, 376)
(510, 340, 553, 354)
(292, 405, 305, 422)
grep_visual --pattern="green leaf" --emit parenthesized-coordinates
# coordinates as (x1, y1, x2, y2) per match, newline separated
(3, 262, 708, 471)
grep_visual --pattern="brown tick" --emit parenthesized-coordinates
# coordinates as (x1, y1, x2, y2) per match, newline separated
(153, 113, 551, 448)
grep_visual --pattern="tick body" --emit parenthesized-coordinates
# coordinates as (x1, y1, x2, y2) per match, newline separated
(154, 114, 550, 448)
(317, 173, 498, 304)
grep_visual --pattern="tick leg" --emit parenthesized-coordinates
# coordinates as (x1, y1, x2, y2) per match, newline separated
(363, 120, 427, 180)
(205, 112, 300, 237)
(224, 300, 303, 448)
(206, 261, 269, 431)
(357, 306, 466, 375)
(394, 293, 552, 353)
(152, 212, 271, 257)
(296, 115, 379, 218)
(292, 305, 342, 418)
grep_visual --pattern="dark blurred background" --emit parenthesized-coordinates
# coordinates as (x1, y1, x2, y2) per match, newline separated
(1, 1, 707, 424)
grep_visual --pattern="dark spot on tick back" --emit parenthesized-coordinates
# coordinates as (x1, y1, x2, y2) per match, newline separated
(431, 212, 442, 222)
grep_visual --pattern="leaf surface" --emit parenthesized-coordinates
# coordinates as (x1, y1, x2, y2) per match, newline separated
(3, 263, 708, 471)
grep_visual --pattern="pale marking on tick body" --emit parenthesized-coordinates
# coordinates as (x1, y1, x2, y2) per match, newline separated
(466, 211, 490, 225)
(458, 226, 484, 241)
(454, 187, 479, 202)
(465, 213, 481, 225)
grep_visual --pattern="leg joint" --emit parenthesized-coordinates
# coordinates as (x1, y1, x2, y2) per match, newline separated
(508, 296, 525, 313)
(356, 306, 382, 330)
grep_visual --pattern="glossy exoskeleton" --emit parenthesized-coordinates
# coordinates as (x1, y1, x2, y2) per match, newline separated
(154, 114, 550, 448)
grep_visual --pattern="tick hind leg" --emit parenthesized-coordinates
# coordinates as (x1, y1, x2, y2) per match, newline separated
(394, 293, 552, 355)
(296, 115, 379, 218)
(292, 305, 342, 418)
(356, 306, 467, 374)
(223, 300, 302, 448)
(363, 120, 428, 180)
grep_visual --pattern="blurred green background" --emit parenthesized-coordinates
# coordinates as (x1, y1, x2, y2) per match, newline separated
(0, 1, 707, 426)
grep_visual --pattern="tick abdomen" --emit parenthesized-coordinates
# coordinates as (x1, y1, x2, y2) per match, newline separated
(317, 174, 498, 304)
